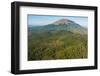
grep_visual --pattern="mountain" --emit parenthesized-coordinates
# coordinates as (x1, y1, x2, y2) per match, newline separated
(28, 18, 88, 60)
(29, 19, 87, 34)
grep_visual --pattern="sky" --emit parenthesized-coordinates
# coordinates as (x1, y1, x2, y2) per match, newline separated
(28, 15, 88, 27)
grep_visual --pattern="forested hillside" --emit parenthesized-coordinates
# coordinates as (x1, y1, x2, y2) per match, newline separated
(28, 19, 88, 61)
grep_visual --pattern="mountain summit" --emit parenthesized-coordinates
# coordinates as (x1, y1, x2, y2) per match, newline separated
(29, 18, 87, 34)
(53, 19, 74, 25)
(46, 18, 87, 34)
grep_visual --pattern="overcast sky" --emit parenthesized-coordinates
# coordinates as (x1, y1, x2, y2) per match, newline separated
(28, 15, 88, 27)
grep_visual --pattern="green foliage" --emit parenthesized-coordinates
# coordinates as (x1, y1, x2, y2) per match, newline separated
(28, 25, 88, 61)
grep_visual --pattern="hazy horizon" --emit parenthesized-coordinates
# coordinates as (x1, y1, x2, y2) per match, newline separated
(28, 15, 88, 28)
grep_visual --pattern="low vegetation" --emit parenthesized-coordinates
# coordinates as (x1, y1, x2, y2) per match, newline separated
(28, 23, 88, 61)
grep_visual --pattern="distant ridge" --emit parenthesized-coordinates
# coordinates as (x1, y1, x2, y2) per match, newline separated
(29, 18, 87, 34)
